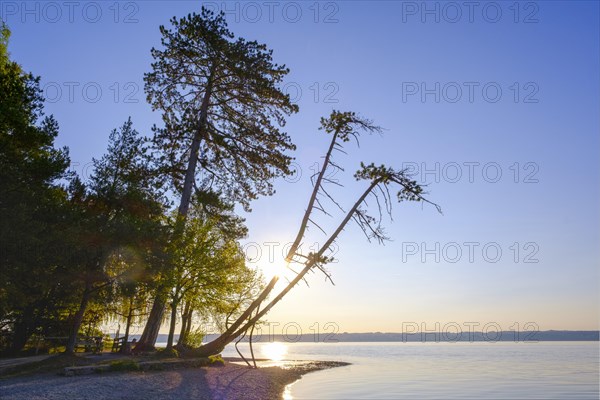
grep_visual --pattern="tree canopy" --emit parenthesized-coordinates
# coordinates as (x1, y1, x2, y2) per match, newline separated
(146, 7, 299, 213)
(0, 24, 71, 353)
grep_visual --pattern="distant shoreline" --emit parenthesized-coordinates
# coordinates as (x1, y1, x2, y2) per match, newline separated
(143, 330, 600, 345)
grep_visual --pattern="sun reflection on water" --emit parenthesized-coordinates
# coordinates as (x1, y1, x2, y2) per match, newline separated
(261, 342, 288, 362)
(282, 384, 294, 400)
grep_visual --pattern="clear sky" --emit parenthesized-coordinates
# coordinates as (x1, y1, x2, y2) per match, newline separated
(4, 1, 599, 334)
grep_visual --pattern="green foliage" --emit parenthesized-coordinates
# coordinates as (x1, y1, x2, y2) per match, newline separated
(182, 328, 205, 348)
(354, 162, 426, 203)
(208, 354, 225, 366)
(0, 22, 10, 68)
(0, 27, 72, 353)
(163, 212, 262, 347)
(109, 359, 140, 371)
(58, 118, 170, 353)
(83, 117, 169, 295)
(156, 347, 179, 358)
(319, 110, 382, 142)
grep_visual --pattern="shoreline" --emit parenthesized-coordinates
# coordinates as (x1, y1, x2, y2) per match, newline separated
(0, 357, 349, 400)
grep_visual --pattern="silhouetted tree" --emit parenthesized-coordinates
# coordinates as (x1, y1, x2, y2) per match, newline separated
(137, 7, 298, 350)
(0, 24, 71, 353)
(63, 119, 168, 353)
(190, 111, 441, 357)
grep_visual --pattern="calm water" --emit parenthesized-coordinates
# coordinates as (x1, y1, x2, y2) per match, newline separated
(220, 341, 599, 399)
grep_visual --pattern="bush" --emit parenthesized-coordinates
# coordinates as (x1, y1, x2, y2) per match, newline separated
(109, 360, 140, 371)
(156, 347, 179, 358)
(182, 329, 205, 348)
(208, 354, 225, 366)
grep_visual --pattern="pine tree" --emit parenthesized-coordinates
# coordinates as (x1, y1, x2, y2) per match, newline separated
(137, 7, 298, 350)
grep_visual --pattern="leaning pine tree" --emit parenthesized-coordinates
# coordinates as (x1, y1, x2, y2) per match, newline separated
(190, 111, 442, 358)
(136, 8, 298, 351)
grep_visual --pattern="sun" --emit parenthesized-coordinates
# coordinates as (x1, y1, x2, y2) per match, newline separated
(256, 260, 300, 284)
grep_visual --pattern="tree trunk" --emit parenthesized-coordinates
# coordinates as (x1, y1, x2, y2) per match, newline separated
(286, 131, 338, 260)
(188, 130, 341, 352)
(178, 66, 214, 218)
(134, 292, 165, 352)
(184, 310, 193, 339)
(9, 305, 35, 355)
(193, 180, 380, 357)
(165, 301, 178, 351)
(189, 278, 278, 356)
(136, 69, 215, 350)
(124, 297, 133, 343)
(177, 301, 191, 346)
(65, 282, 92, 354)
(119, 297, 134, 353)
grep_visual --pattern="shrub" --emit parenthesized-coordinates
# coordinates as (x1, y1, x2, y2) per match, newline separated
(109, 360, 140, 371)
(182, 329, 205, 348)
(208, 354, 225, 366)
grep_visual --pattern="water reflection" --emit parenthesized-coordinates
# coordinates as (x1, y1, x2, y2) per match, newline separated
(261, 342, 287, 361)
(282, 383, 294, 400)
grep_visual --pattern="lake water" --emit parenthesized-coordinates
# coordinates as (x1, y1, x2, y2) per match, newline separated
(219, 341, 599, 399)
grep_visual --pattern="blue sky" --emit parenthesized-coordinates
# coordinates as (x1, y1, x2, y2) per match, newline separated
(3, 1, 599, 334)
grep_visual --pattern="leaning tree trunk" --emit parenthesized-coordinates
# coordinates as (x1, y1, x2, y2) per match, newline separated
(194, 183, 379, 356)
(183, 129, 342, 356)
(65, 281, 92, 354)
(182, 112, 438, 358)
(189, 130, 346, 356)
(134, 292, 166, 352)
(135, 69, 215, 351)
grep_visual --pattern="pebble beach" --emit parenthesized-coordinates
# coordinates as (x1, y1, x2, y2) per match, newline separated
(0, 360, 347, 400)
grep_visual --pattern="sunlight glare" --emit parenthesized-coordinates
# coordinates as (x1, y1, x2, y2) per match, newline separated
(282, 384, 294, 400)
(261, 342, 287, 362)
(256, 262, 299, 286)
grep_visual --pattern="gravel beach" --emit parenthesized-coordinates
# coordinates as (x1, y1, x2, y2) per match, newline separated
(0, 360, 347, 400)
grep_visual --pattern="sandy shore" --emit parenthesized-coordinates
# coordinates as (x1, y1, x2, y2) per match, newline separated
(0, 360, 348, 400)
